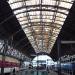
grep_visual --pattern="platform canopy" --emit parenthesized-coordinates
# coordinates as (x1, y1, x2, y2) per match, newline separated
(8, 0, 73, 54)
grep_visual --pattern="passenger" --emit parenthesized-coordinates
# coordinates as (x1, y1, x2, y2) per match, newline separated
(47, 67, 49, 73)
(29, 64, 33, 69)
(13, 68, 16, 75)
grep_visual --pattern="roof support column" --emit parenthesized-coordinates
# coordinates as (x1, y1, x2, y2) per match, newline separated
(57, 39, 61, 75)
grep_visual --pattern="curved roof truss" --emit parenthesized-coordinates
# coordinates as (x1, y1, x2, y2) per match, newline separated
(8, 0, 73, 53)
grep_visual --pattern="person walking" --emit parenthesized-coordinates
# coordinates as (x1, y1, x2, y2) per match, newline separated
(13, 68, 16, 75)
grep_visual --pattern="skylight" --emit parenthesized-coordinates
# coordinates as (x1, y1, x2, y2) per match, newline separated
(8, 0, 73, 53)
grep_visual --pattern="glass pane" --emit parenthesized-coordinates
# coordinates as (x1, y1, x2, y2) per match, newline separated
(8, 0, 73, 53)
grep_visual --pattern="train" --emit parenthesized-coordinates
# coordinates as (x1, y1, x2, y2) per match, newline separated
(52, 62, 75, 74)
(0, 67, 19, 74)
(54, 62, 75, 70)
(0, 55, 20, 74)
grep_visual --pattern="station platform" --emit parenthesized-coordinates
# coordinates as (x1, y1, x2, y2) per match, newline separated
(12, 69, 70, 75)
(15, 70, 57, 75)
(1, 68, 75, 75)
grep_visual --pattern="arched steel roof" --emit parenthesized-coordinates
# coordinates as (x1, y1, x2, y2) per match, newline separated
(0, 0, 36, 58)
(8, 0, 73, 54)
(50, 1, 75, 60)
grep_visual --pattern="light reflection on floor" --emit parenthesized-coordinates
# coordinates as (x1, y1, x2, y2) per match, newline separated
(31, 71, 48, 75)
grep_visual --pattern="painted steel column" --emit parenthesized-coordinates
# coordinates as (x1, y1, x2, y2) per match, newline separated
(1, 56, 5, 75)
(37, 54, 38, 75)
(57, 39, 61, 75)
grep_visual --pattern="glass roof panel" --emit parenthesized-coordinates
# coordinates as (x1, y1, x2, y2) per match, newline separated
(8, 0, 73, 54)
(42, 0, 56, 5)
(59, 1, 72, 9)
(26, 0, 40, 5)
(14, 9, 26, 14)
